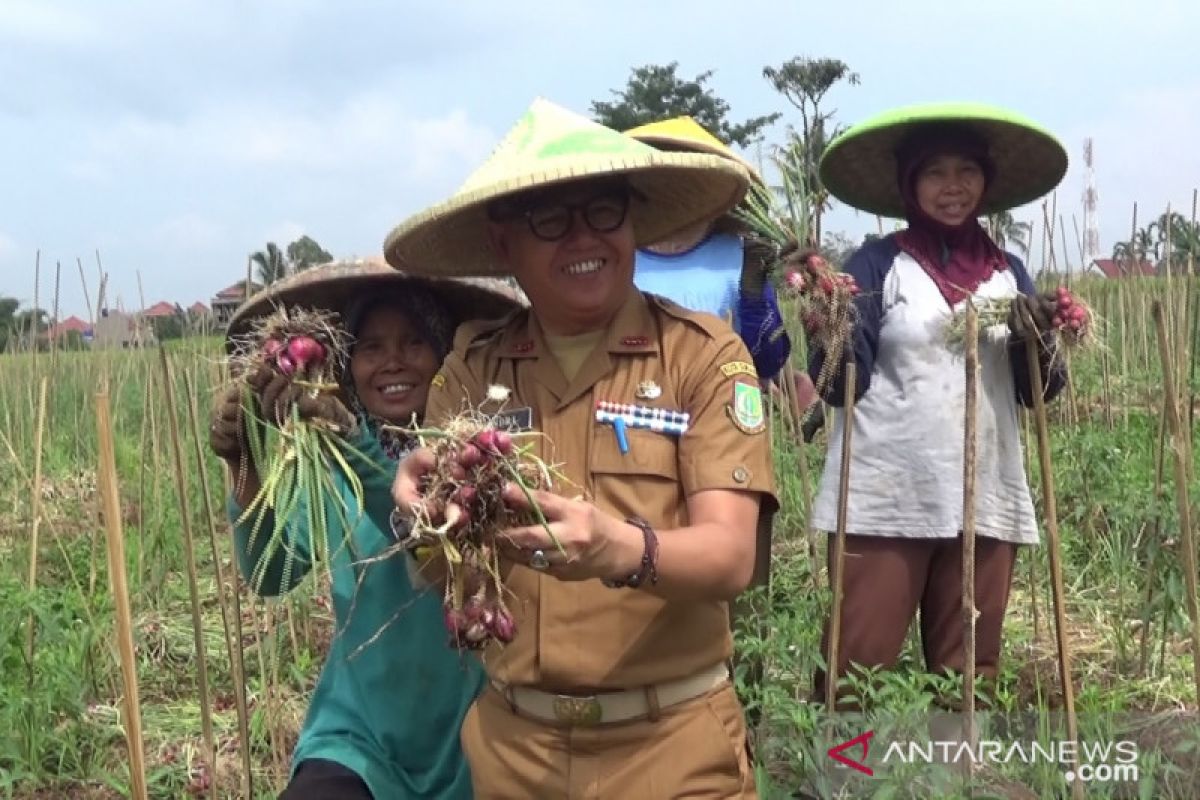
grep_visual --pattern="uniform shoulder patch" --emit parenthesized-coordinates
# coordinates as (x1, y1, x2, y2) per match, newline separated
(726, 381, 765, 434)
(455, 313, 519, 350)
(719, 361, 757, 380)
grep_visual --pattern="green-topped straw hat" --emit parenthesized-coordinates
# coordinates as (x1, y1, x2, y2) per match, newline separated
(224, 256, 526, 353)
(818, 102, 1068, 219)
(383, 98, 751, 277)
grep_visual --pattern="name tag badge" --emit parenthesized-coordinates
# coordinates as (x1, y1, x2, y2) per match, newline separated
(493, 406, 533, 431)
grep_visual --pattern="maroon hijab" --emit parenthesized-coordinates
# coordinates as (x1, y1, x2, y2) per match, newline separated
(892, 126, 1008, 307)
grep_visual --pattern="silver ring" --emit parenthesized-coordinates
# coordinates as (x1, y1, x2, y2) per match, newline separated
(528, 549, 549, 571)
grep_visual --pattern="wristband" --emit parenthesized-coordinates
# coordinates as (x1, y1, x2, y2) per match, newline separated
(603, 517, 659, 589)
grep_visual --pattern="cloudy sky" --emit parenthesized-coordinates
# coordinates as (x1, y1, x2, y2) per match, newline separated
(2, 0, 1197, 320)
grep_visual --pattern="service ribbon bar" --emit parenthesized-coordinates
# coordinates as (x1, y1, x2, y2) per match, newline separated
(595, 401, 690, 435)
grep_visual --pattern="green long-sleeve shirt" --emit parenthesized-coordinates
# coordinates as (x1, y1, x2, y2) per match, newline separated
(229, 422, 484, 799)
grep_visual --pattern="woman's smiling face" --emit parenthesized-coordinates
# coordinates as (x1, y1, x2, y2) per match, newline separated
(913, 152, 986, 227)
(349, 306, 439, 425)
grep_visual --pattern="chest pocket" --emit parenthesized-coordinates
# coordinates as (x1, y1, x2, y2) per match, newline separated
(589, 424, 682, 526)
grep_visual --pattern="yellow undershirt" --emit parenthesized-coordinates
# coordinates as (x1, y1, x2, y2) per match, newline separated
(544, 329, 606, 383)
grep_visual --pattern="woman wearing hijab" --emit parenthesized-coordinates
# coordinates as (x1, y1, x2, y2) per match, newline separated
(806, 103, 1068, 705)
(208, 260, 523, 799)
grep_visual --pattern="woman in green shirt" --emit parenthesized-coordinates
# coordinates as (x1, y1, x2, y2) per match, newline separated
(209, 261, 523, 799)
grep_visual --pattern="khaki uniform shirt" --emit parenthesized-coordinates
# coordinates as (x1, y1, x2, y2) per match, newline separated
(426, 288, 778, 692)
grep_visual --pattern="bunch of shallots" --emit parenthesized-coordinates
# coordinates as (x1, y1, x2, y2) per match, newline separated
(401, 411, 563, 652)
(779, 252, 860, 395)
(226, 306, 364, 592)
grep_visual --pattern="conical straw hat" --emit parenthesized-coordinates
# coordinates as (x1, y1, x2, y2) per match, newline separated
(224, 256, 526, 353)
(383, 98, 751, 277)
(624, 116, 764, 185)
(819, 101, 1068, 219)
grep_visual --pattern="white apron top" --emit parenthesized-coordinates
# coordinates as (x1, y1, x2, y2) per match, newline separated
(810, 252, 1039, 545)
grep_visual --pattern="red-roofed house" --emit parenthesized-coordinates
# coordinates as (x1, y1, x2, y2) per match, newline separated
(46, 315, 92, 342)
(211, 280, 262, 325)
(1088, 258, 1157, 278)
(142, 300, 179, 317)
(189, 301, 210, 317)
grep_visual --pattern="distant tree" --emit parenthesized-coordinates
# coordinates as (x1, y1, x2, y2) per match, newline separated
(59, 330, 87, 351)
(151, 314, 184, 341)
(287, 235, 333, 272)
(251, 242, 288, 285)
(762, 56, 860, 245)
(591, 62, 780, 147)
(821, 231, 860, 267)
(0, 296, 19, 351)
(985, 211, 1032, 257)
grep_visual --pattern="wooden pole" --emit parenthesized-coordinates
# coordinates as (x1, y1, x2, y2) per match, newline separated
(157, 347, 217, 786)
(96, 387, 149, 800)
(825, 362, 856, 709)
(23, 377, 49, 682)
(51, 261, 62, 368)
(961, 304, 979, 765)
(183, 368, 254, 799)
(1021, 313, 1083, 800)
(1151, 302, 1200, 704)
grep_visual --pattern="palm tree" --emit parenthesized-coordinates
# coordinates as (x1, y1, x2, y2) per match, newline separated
(985, 211, 1032, 257)
(251, 243, 288, 286)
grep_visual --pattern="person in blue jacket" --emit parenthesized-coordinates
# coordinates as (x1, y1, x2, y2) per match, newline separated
(624, 116, 792, 384)
(208, 260, 522, 799)
(807, 103, 1069, 707)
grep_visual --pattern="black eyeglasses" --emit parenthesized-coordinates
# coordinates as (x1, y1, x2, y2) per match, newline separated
(491, 188, 636, 241)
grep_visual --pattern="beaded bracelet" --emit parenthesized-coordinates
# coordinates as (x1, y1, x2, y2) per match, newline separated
(603, 517, 659, 589)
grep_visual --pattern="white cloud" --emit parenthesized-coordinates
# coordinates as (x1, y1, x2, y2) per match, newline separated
(0, 1, 101, 46)
(261, 221, 306, 248)
(149, 214, 227, 251)
(81, 89, 495, 181)
(0, 230, 16, 259)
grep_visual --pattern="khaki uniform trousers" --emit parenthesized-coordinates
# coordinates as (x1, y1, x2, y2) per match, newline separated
(462, 681, 757, 799)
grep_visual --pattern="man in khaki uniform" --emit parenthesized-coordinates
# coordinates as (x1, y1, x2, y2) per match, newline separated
(384, 99, 778, 799)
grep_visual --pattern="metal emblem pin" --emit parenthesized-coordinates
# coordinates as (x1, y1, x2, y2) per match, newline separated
(636, 380, 662, 400)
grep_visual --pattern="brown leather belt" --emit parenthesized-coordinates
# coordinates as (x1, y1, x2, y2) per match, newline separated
(490, 661, 730, 726)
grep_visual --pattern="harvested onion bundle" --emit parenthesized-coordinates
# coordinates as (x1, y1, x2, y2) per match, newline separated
(397, 406, 567, 652)
(779, 252, 861, 394)
(226, 306, 367, 593)
(945, 286, 1099, 353)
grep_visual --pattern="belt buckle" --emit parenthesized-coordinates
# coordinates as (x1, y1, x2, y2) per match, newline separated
(552, 694, 603, 726)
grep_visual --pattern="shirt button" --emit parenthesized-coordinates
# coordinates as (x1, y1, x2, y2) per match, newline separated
(733, 466, 750, 484)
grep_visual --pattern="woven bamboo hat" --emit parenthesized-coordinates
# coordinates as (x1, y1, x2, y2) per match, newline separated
(623, 116, 764, 185)
(819, 101, 1068, 218)
(224, 256, 526, 353)
(383, 98, 751, 277)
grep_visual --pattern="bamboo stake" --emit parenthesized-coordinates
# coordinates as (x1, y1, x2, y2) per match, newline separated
(183, 368, 254, 800)
(1151, 302, 1200, 704)
(77, 257, 94, 330)
(1100, 289, 1114, 430)
(32, 250, 40, 372)
(51, 261, 61, 368)
(961, 303, 979, 769)
(1138, 396, 1170, 678)
(157, 347, 216, 788)
(1022, 410, 1041, 643)
(1186, 191, 1198, 441)
(1020, 311, 1083, 799)
(825, 362, 856, 710)
(137, 375, 152, 589)
(96, 387, 149, 800)
(24, 377, 49, 683)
